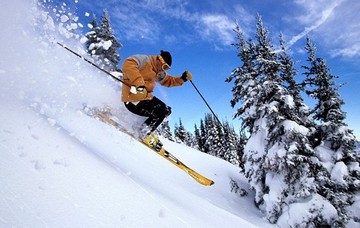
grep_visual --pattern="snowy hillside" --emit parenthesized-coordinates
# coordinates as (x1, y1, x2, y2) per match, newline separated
(1, 98, 270, 227)
(0, 1, 276, 227)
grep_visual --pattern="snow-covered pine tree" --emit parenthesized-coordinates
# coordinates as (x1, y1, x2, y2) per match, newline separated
(173, 119, 196, 147)
(174, 118, 186, 143)
(84, 14, 101, 58)
(85, 14, 102, 65)
(158, 121, 174, 141)
(185, 131, 197, 148)
(198, 119, 207, 152)
(85, 10, 122, 71)
(194, 124, 201, 150)
(227, 15, 337, 226)
(302, 36, 360, 226)
(85, 14, 99, 53)
(222, 122, 240, 165)
(227, 19, 270, 209)
(98, 10, 121, 71)
(215, 119, 226, 159)
(237, 127, 247, 169)
(226, 24, 258, 131)
(278, 33, 315, 130)
(203, 113, 223, 157)
(195, 114, 240, 164)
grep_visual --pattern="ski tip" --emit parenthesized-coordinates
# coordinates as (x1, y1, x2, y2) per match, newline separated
(203, 180, 215, 186)
(193, 176, 214, 186)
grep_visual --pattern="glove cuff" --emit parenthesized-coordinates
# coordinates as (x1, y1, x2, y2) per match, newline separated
(181, 72, 188, 82)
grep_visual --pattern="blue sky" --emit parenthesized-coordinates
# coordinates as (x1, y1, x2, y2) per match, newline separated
(54, 0, 360, 139)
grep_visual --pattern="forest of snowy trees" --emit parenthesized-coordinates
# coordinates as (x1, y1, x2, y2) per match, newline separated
(225, 16, 359, 227)
(156, 115, 243, 166)
(82, 10, 359, 227)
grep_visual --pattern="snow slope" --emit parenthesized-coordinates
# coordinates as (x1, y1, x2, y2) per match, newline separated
(0, 97, 268, 227)
(0, 1, 275, 227)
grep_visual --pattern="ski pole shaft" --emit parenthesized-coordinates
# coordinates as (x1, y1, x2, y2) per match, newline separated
(189, 80, 224, 129)
(56, 42, 130, 87)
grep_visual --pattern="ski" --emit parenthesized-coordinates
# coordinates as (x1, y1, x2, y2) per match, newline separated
(85, 107, 214, 186)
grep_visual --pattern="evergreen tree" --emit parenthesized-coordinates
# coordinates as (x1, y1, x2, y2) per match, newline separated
(174, 118, 186, 143)
(173, 123, 180, 142)
(227, 15, 336, 226)
(194, 124, 201, 150)
(226, 24, 258, 130)
(158, 121, 173, 141)
(194, 124, 201, 151)
(303, 36, 360, 225)
(278, 34, 315, 130)
(196, 114, 241, 165)
(278, 33, 299, 96)
(222, 121, 240, 165)
(85, 14, 99, 53)
(237, 127, 247, 170)
(85, 10, 122, 71)
(204, 113, 223, 157)
(98, 10, 121, 70)
(214, 119, 226, 159)
(198, 119, 207, 152)
(184, 131, 197, 148)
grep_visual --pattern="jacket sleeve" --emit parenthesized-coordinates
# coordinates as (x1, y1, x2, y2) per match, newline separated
(122, 56, 146, 88)
(159, 74, 184, 87)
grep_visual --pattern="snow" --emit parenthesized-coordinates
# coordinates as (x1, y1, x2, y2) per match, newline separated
(331, 161, 348, 185)
(102, 40, 113, 50)
(284, 94, 294, 108)
(282, 119, 309, 135)
(2, 1, 359, 227)
(0, 1, 274, 227)
(349, 196, 360, 226)
(60, 14, 69, 22)
(277, 194, 338, 228)
(88, 40, 113, 51)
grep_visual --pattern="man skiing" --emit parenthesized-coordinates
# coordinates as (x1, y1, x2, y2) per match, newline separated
(121, 50, 192, 149)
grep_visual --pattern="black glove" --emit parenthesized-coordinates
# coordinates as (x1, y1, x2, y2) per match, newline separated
(181, 71, 192, 82)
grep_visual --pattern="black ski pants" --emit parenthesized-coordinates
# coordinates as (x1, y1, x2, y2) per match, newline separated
(124, 96, 171, 133)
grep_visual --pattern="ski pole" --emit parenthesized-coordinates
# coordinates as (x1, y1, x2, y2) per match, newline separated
(56, 42, 130, 87)
(189, 80, 224, 129)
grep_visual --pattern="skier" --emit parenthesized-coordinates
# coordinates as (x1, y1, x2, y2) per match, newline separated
(121, 50, 192, 149)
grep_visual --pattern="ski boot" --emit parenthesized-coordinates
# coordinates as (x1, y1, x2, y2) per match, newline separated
(142, 134, 163, 152)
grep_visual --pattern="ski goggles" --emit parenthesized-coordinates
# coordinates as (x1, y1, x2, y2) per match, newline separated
(158, 55, 171, 71)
